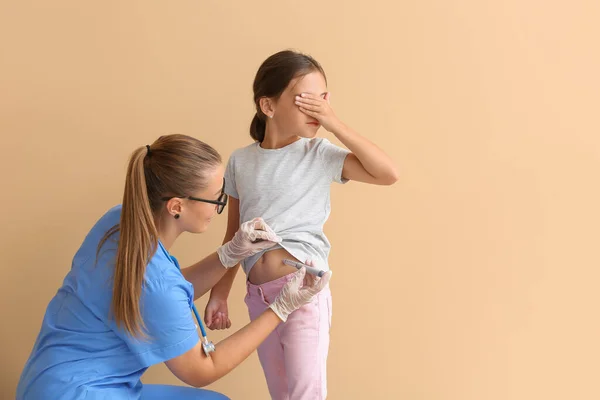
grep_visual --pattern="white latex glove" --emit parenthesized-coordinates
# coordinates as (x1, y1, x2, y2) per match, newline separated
(269, 260, 332, 322)
(217, 217, 282, 268)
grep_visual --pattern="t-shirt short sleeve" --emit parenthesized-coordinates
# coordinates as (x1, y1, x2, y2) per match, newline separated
(224, 154, 239, 199)
(317, 138, 351, 184)
(122, 279, 198, 368)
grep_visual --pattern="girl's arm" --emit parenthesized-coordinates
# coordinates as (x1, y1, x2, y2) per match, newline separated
(208, 196, 241, 300)
(201, 197, 241, 329)
(333, 122, 399, 185)
(295, 92, 399, 185)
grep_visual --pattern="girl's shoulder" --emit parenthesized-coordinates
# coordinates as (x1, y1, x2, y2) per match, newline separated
(230, 142, 259, 158)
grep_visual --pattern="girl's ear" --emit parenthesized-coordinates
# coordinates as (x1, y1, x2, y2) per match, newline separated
(259, 97, 275, 118)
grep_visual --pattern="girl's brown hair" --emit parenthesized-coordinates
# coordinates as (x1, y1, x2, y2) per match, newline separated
(250, 50, 326, 142)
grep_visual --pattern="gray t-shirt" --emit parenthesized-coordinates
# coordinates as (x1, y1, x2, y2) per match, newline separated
(224, 137, 350, 275)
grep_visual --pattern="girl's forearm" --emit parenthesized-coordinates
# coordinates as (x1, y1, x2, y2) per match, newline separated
(331, 121, 399, 183)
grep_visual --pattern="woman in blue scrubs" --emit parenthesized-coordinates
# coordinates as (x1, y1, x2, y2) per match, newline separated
(16, 134, 331, 400)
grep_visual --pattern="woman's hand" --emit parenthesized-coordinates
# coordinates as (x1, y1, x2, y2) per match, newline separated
(217, 218, 281, 268)
(269, 260, 332, 322)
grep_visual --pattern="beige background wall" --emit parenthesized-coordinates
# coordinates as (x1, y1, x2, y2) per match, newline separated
(1, 1, 599, 399)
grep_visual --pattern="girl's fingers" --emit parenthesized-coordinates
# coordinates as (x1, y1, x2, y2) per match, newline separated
(295, 96, 322, 105)
(296, 101, 320, 112)
(299, 92, 325, 100)
(298, 107, 318, 117)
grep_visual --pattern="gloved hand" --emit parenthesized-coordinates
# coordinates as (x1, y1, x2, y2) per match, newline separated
(217, 217, 282, 268)
(269, 260, 332, 322)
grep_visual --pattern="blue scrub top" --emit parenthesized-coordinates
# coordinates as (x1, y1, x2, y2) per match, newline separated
(17, 205, 199, 399)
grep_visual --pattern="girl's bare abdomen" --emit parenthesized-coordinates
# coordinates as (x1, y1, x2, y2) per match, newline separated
(247, 248, 299, 285)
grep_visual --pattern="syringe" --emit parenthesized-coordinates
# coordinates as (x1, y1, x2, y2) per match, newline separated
(282, 259, 326, 277)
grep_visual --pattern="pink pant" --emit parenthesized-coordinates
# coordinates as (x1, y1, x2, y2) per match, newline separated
(245, 273, 332, 400)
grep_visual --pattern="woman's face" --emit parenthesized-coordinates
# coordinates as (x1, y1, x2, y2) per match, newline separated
(181, 164, 226, 234)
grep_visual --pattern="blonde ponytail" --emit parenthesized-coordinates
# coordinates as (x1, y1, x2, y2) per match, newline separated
(112, 147, 158, 337)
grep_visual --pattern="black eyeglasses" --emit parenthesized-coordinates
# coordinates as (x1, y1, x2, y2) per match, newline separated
(161, 179, 228, 214)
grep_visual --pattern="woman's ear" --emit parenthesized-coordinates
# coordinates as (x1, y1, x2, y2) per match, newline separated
(166, 198, 183, 218)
